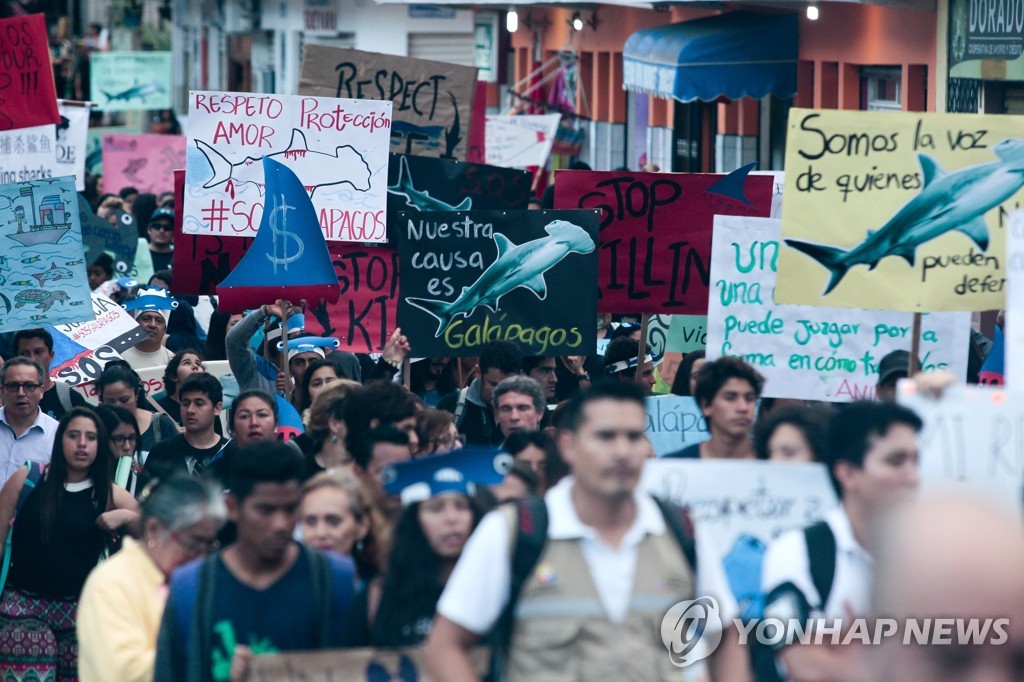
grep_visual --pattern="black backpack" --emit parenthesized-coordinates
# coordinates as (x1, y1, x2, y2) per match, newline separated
(487, 495, 698, 681)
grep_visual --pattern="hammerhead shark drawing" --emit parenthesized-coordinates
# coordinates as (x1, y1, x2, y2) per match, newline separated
(786, 138, 1024, 294)
(407, 220, 595, 337)
(103, 82, 166, 104)
(388, 155, 472, 212)
(196, 129, 371, 197)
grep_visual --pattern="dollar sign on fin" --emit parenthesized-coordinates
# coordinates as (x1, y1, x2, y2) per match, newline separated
(265, 196, 303, 273)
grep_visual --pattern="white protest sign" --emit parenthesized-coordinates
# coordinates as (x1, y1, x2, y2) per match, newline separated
(645, 395, 708, 457)
(0, 124, 58, 184)
(707, 216, 971, 401)
(56, 101, 92, 191)
(48, 293, 147, 387)
(184, 91, 392, 243)
(484, 114, 560, 168)
(642, 459, 838, 619)
(77, 360, 233, 406)
(898, 382, 1024, 509)
(1006, 210, 1024, 388)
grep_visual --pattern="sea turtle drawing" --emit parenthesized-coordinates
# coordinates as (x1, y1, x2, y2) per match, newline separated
(14, 289, 70, 312)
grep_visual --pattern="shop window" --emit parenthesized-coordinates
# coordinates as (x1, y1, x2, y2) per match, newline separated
(861, 67, 902, 111)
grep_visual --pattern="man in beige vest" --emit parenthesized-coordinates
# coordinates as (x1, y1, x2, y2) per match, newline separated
(424, 382, 751, 681)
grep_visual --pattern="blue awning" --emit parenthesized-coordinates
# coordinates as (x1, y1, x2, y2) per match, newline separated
(623, 12, 798, 102)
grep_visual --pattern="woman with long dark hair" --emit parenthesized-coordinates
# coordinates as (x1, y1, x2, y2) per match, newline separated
(98, 362, 179, 458)
(0, 407, 140, 680)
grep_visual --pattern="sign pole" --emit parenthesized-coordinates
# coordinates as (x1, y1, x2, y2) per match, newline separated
(278, 299, 293, 401)
(636, 314, 650, 385)
(402, 358, 411, 389)
(909, 312, 922, 376)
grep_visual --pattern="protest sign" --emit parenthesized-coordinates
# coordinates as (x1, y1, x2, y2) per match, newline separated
(0, 177, 92, 332)
(85, 125, 135, 176)
(0, 124, 58, 184)
(645, 395, 708, 456)
(48, 293, 146, 387)
(249, 647, 489, 681)
(0, 14, 60, 132)
(555, 167, 773, 314)
(386, 153, 531, 240)
(397, 209, 600, 357)
(298, 46, 477, 160)
(89, 51, 172, 111)
(80, 194, 138, 275)
(777, 109, 1024, 311)
(484, 114, 561, 168)
(899, 383, 1024, 509)
(184, 91, 391, 243)
(56, 101, 91, 191)
(103, 133, 185, 195)
(642, 459, 838, 619)
(708, 215, 970, 401)
(666, 315, 708, 354)
(1007, 211, 1024, 388)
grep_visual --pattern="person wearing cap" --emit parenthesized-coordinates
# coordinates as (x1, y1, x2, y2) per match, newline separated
(282, 336, 338, 409)
(875, 350, 912, 402)
(147, 207, 175, 273)
(343, 456, 482, 647)
(120, 287, 177, 370)
(602, 337, 657, 396)
(666, 356, 762, 460)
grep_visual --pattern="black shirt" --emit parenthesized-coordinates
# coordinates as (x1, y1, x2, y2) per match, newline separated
(38, 382, 87, 421)
(150, 249, 173, 272)
(146, 433, 229, 480)
(664, 442, 702, 459)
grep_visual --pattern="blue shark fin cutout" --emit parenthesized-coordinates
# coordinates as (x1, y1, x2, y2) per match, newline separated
(955, 216, 990, 250)
(917, 154, 947, 187)
(217, 157, 340, 313)
(706, 162, 757, 207)
(493, 233, 514, 258)
(520, 272, 549, 299)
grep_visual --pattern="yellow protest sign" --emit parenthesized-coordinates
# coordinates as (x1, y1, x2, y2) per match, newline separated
(776, 108, 1024, 311)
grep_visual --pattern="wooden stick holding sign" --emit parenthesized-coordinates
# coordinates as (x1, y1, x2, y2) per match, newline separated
(636, 314, 650, 385)
(909, 312, 922, 376)
(402, 358, 411, 390)
(278, 299, 294, 401)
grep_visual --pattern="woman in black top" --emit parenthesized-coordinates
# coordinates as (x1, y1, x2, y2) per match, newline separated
(0, 407, 140, 681)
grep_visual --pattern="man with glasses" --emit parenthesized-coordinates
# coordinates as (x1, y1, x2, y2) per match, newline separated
(0, 357, 58, 484)
(147, 207, 175, 273)
(14, 329, 87, 421)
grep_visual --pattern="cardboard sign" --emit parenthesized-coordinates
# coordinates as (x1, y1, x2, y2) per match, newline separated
(184, 91, 392, 243)
(899, 383, 1024, 509)
(645, 395, 708, 456)
(0, 14, 61, 132)
(397, 209, 600, 357)
(484, 114, 561, 168)
(249, 647, 489, 681)
(89, 51, 173, 111)
(48, 293, 147, 387)
(555, 168, 774, 314)
(0, 124, 57, 184)
(298, 46, 477, 160)
(55, 101, 91, 191)
(0, 176, 92, 332)
(102, 133, 185, 195)
(707, 215, 970, 401)
(386, 153, 531, 240)
(642, 459, 838, 619)
(777, 109, 1024, 312)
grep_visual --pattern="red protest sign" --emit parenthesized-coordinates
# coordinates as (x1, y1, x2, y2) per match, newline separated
(0, 14, 60, 132)
(554, 167, 773, 315)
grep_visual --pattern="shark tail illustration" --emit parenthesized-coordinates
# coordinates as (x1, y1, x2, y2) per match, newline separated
(196, 140, 232, 189)
(784, 239, 850, 295)
(103, 90, 116, 102)
(406, 297, 455, 338)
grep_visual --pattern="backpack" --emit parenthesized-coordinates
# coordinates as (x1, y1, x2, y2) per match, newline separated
(488, 495, 698, 681)
(453, 387, 470, 430)
(803, 521, 837, 611)
(0, 462, 45, 594)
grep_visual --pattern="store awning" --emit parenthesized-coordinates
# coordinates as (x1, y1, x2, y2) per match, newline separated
(623, 12, 798, 102)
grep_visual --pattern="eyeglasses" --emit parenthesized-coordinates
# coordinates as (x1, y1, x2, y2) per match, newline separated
(149, 222, 173, 232)
(2, 382, 41, 393)
(170, 530, 220, 555)
(111, 434, 138, 446)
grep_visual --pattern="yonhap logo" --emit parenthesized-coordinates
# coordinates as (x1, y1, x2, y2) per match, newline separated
(660, 596, 722, 667)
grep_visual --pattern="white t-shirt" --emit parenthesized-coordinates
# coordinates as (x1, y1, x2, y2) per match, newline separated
(761, 506, 874, 622)
(120, 344, 174, 371)
(437, 476, 738, 635)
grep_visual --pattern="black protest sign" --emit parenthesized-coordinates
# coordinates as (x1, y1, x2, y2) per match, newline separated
(398, 209, 600, 357)
(385, 153, 532, 241)
(79, 194, 138, 275)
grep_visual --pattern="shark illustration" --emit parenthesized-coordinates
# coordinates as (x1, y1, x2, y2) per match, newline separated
(103, 81, 167, 104)
(196, 129, 371, 197)
(388, 156, 471, 212)
(33, 262, 75, 286)
(407, 220, 595, 337)
(786, 138, 1024, 295)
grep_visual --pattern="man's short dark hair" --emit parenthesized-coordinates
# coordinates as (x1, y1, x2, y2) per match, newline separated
(522, 356, 552, 374)
(119, 186, 139, 199)
(559, 382, 646, 433)
(822, 401, 923, 497)
(693, 357, 765, 408)
(178, 372, 224, 406)
(603, 337, 640, 378)
(478, 341, 522, 375)
(225, 441, 305, 501)
(351, 425, 410, 470)
(14, 329, 54, 355)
